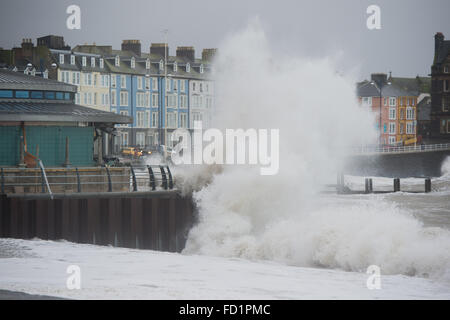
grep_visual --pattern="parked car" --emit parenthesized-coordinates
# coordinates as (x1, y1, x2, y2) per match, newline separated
(121, 147, 143, 158)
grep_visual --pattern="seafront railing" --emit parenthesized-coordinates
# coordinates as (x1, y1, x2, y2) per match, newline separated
(349, 143, 450, 155)
(0, 165, 174, 195)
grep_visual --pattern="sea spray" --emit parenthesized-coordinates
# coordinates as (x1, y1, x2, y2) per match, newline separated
(178, 19, 450, 279)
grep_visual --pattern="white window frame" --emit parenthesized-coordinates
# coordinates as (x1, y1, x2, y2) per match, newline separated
(115, 56, 120, 67)
(186, 63, 190, 73)
(100, 58, 104, 69)
(151, 112, 158, 128)
(91, 57, 95, 67)
(152, 78, 158, 91)
(111, 75, 116, 88)
(146, 59, 150, 70)
(59, 54, 64, 64)
(137, 77, 143, 90)
(131, 57, 135, 69)
(389, 108, 396, 120)
(70, 55, 75, 65)
(82, 56, 86, 67)
(389, 122, 396, 134)
(152, 93, 158, 107)
(120, 91, 128, 106)
(121, 75, 126, 89)
(136, 132, 145, 146)
(389, 97, 396, 107)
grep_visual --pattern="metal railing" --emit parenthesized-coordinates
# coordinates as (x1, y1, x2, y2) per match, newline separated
(0, 164, 175, 195)
(349, 143, 450, 155)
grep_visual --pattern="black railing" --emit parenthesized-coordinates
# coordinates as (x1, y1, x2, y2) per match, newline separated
(0, 164, 175, 195)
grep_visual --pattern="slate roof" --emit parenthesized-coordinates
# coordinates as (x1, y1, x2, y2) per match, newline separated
(0, 100, 132, 124)
(0, 68, 76, 92)
(356, 76, 429, 97)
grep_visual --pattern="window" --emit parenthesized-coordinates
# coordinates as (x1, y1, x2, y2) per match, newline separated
(383, 97, 388, 106)
(136, 132, 145, 147)
(180, 80, 185, 92)
(76, 72, 80, 85)
(131, 57, 135, 69)
(146, 59, 150, 69)
(166, 112, 177, 128)
(120, 91, 128, 106)
(442, 96, 450, 112)
(200, 64, 204, 74)
(152, 78, 158, 91)
(400, 109, 405, 120)
(111, 75, 116, 88)
(115, 56, 120, 67)
(100, 58, 104, 68)
(166, 79, 170, 91)
(406, 107, 415, 120)
(111, 90, 116, 106)
(389, 136, 396, 145)
(70, 55, 75, 65)
(136, 92, 145, 107)
(180, 95, 187, 108)
(0, 90, 13, 98)
(167, 94, 177, 107)
(145, 111, 150, 128)
(138, 77, 143, 90)
(362, 97, 372, 106)
(72, 72, 76, 84)
(137, 111, 145, 127)
(180, 113, 187, 128)
(389, 97, 396, 106)
(159, 60, 164, 71)
(173, 79, 178, 91)
(145, 92, 150, 107)
(389, 122, 396, 134)
(192, 82, 196, 91)
(200, 83, 203, 92)
(82, 56, 86, 67)
(151, 112, 158, 128)
(186, 63, 190, 73)
(91, 57, 95, 67)
(173, 62, 178, 72)
(444, 66, 449, 73)
(399, 123, 404, 134)
(406, 122, 415, 134)
(120, 131, 128, 146)
(15, 90, 29, 98)
(444, 80, 449, 92)
(121, 75, 126, 88)
(145, 78, 150, 89)
(192, 112, 203, 127)
(389, 108, 396, 120)
(59, 54, 64, 64)
(85, 73, 92, 86)
(152, 94, 158, 107)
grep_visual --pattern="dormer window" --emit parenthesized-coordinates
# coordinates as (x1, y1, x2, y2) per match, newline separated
(115, 55, 120, 67)
(445, 66, 449, 73)
(91, 57, 95, 67)
(131, 57, 135, 69)
(70, 55, 75, 65)
(200, 64, 204, 74)
(43, 69, 48, 79)
(186, 63, 190, 73)
(59, 54, 64, 64)
(159, 59, 164, 71)
(146, 58, 150, 70)
(100, 58, 104, 68)
(82, 56, 87, 67)
(173, 62, 178, 72)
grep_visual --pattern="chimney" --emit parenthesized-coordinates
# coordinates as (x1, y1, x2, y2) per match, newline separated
(150, 43, 169, 57)
(371, 73, 388, 87)
(202, 48, 217, 62)
(176, 46, 195, 61)
(122, 40, 141, 57)
(435, 32, 444, 60)
(21, 38, 33, 59)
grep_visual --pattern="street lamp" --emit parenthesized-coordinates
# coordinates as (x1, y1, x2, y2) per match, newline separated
(370, 80, 391, 145)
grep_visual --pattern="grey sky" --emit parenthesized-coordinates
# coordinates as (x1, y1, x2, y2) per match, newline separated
(1, 0, 449, 80)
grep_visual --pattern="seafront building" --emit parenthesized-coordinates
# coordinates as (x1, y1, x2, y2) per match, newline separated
(357, 73, 430, 146)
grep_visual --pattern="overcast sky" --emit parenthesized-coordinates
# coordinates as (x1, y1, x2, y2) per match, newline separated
(1, 0, 449, 80)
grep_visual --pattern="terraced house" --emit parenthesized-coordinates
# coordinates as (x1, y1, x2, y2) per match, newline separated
(357, 73, 429, 146)
(0, 35, 216, 155)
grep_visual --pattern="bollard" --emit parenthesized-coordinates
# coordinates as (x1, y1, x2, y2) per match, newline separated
(365, 178, 373, 194)
(425, 178, 431, 193)
(393, 178, 400, 192)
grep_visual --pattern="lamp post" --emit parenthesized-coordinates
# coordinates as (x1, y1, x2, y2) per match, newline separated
(370, 80, 391, 145)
